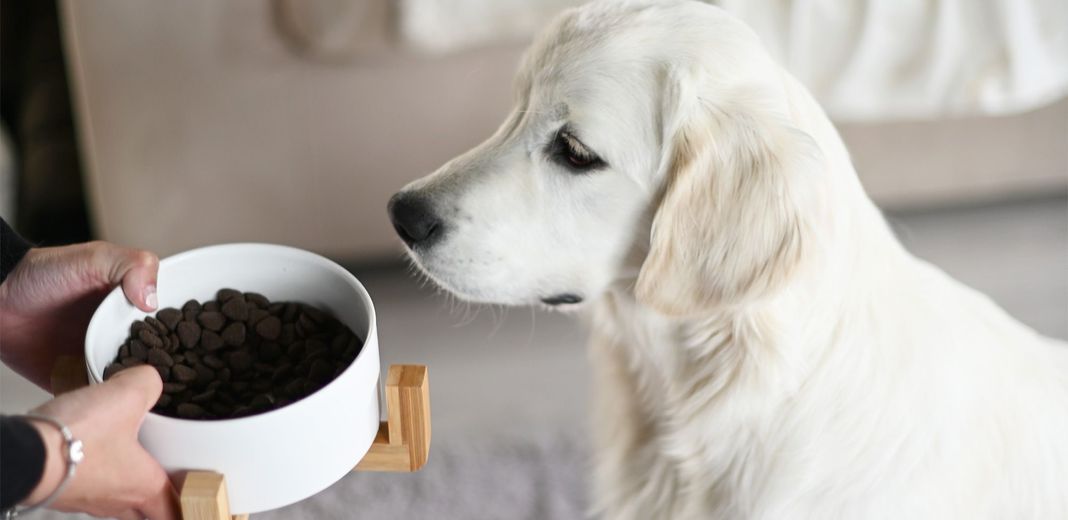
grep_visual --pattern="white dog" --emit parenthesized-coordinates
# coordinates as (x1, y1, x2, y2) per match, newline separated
(387, 1, 1068, 518)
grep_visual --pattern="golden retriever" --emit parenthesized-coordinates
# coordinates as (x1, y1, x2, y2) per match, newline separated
(388, 1, 1068, 518)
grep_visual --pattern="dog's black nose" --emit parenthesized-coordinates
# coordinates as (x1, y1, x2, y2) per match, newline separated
(388, 192, 443, 247)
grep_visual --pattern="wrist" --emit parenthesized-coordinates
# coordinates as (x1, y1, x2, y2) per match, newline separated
(23, 419, 67, 506)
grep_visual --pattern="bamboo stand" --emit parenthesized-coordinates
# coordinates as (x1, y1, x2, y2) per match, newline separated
(52, 358, 431, 519)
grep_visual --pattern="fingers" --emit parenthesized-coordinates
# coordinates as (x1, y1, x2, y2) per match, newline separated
(91, 242, 159, 312)
(117, 248, 160, 312)
(136, 460, 182, 520)
(107, 364, 164, 414)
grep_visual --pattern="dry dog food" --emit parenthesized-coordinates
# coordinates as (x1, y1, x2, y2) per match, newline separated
(104, 289, 363, 420)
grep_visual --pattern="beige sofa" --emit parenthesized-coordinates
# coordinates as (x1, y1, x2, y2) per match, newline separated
(61, 0, 1067, 260)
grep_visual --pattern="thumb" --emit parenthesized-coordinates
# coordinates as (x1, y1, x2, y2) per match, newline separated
(97, 243, 160, 312)
(107, 364, 164, 414)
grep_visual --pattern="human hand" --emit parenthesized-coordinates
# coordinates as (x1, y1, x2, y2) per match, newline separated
(0, 241, 159, 390)
(25, 365, 180, 520)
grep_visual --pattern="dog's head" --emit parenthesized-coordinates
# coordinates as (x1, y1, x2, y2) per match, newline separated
(389, 0, 827, 315)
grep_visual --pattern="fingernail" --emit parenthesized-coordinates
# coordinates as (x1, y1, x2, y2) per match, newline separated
(145, 285, 158, 310)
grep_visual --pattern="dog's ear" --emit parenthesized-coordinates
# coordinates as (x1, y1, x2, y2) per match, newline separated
(635, 97, 826, 316)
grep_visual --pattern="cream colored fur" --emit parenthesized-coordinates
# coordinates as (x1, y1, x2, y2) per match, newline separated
(391, 1, 1068, 518)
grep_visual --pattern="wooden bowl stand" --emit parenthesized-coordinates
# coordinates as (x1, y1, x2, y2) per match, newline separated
(52, 358, 431, 519)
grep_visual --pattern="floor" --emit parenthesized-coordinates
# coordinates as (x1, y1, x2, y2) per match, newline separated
(4, 195, 1066, 519)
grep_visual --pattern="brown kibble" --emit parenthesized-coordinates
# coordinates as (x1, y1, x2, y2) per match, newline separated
(103, 363, 123, 380)
(177, 321, 201, 349)
(309, 359, 333, 384)
(296, 314, 314, 337)
(200, 330, 224, 351)
(342, 344, 359, 361)
(286, 341, 305, 360)
(177, 403, 206, 419)
(247, 308, 269, 327)
(163, 382, 187, 394)
(221, 297, 249, 322)
(131, 320, 149, 336)
(283, 378, 305, 398)
(197, 311, 226, 332)
(182, 300, 200, 322)
(181, 299, 201, 313)
(146, 316, 169, 335)
(194, 364, 216, 386)
(228, 350, 253, 372)
(217, 288, 242, 302)
(137, 329, 163, 349)
(221, 322, 246, 346)
(172, 364, 197, 383)
(129, 339, 149, 361)
(250, 393, 275, 409)
(279, 324, 296, 345)
(271, 363, 292, 384)
(185, 351, 201, 366)
(252, 379, 272, 393)
(167, 333, 181, 353)
(115, 296, 355, 420)
(202, 354, 225, 370)
(244, 292, 270, 308)
(255, 316, 282, 340)
(330, 334, 348, 355)
(282, 303, 299, 323)
(259, 342, 282, 362)
(306, 339, 327, 355)
(191, 389, 216, 403)
(302, 305, 328, 324)
(156, 308, 182, 330)
(147, 348, 174, 368)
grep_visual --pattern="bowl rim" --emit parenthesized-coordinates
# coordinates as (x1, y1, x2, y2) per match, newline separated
(84, 242, 380, 427)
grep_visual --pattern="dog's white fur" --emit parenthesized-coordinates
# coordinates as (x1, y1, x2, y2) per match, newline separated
(392, 1, 1068, 518)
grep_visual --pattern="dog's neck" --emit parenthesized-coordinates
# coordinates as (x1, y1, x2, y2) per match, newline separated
(591, 82, 911, 495)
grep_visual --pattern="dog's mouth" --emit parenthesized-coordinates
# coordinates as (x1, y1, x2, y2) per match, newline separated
(540, 293, 584, 306)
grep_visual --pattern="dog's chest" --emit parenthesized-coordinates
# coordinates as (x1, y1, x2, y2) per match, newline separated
(593, 294, 794, 504)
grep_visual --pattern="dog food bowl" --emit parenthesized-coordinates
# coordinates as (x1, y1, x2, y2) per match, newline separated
(84, 243, 381, 514)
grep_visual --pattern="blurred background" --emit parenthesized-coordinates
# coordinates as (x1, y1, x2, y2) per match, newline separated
(1, 1, 1065, 518)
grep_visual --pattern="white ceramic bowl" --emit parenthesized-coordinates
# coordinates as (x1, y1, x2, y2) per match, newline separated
(84, 244, 381, 514)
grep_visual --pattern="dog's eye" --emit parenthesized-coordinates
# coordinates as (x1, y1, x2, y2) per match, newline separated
(551, 129, 605, 172)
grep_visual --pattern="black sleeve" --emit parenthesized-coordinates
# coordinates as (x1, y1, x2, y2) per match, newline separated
(1, 217, 33, 284)
(0, 416, 47, 509)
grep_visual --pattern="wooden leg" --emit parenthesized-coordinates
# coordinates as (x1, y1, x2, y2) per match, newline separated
(354, 364, 431, 472)
(180, 471, 247, 520)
